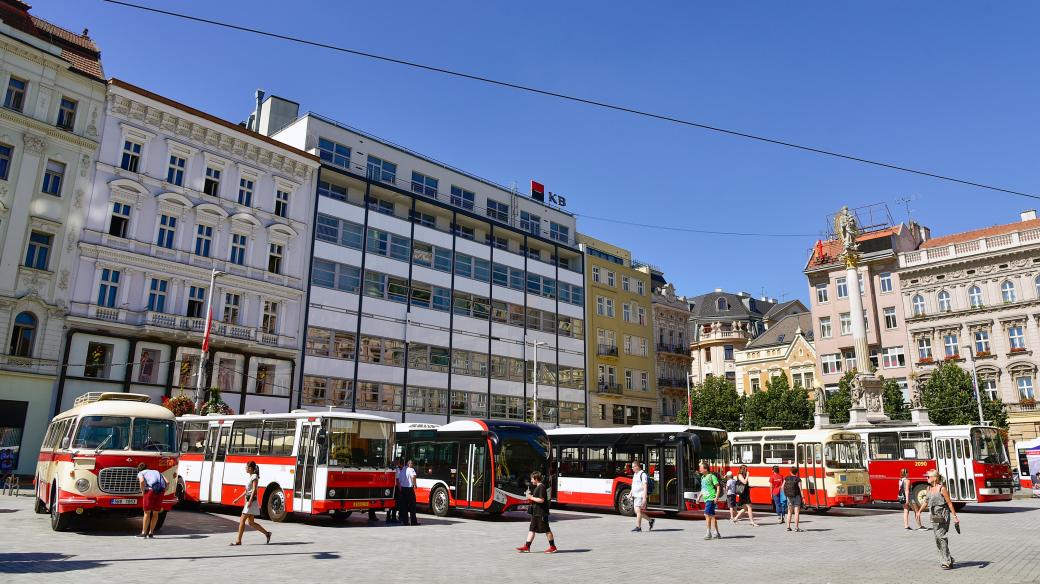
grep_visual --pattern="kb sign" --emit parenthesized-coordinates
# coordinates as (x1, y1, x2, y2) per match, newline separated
(531, 180, 567, 208)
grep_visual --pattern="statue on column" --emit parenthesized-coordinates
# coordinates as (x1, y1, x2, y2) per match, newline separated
(814, 386, 827, 415)
(835, 206, 860, 268)
(850, 377, 864, 408)
(910, 381, 924, 409)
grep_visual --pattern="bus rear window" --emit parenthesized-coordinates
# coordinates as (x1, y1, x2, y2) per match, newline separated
(326, 419, 391, 468)
(73, 416, 131, 450)
(971, 428, 1009, 465)
(180, 422, 208, 453)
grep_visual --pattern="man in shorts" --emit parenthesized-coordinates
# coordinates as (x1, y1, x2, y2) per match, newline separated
(699, 462, 721, 540)
(136, 463, 165, 539)
(630, 460, 654, 532)
(517, 471, 557, 553)
(783, 466, 803, 532)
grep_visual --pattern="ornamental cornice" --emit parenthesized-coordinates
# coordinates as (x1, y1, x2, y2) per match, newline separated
(0, 108, 98, 152)
(899, 246, 1040, 280)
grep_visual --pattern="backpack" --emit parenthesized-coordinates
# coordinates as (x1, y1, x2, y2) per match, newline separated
(645, 471, 656, 495)
(150, 473, 167, 494)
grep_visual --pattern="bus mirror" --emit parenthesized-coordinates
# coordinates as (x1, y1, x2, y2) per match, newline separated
(488, 432, 499, 448)
(316, 428, 327, 445)
(60, 437, 70, 449)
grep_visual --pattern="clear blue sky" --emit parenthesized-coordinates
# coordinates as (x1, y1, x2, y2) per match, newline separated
(41, 1, 1040, 303)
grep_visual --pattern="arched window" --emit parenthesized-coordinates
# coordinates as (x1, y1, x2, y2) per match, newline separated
(716, 297, 729, 311)
(937, 290, 952, 312)
(911, 295, 926, 317)
(1001, 280, 1017, 303)
(8, 311, 37, 357)
(1035, 275, 1040, 299)
(968, 285, 983, 309)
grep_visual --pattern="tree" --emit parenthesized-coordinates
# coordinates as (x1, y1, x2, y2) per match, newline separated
(742, 374, 814, 431)
(881, 377, 910, 421)
(921, 361, 1007, 429)
(202, 387, 234, 415)
(674, 376, 743, 431)
(825, 372, 855, 424)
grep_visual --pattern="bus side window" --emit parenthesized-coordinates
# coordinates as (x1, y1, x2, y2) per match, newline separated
(869, 432, 900, 460)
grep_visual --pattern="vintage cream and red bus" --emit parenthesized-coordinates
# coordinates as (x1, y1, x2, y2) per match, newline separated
(177, 411, 396, 521)
(547, 425, 729, 516)
(855, 425, 1014, 507)
(395, 420, 550, 516)
(727, 429, 870, 510)
(34, 392, 179, 531)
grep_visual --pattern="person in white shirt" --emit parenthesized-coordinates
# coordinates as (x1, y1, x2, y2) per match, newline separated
(630, 460, 654, 532)
(398, 459, 419, 526)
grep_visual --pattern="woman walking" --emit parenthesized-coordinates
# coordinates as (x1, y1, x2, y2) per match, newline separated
(784, 466, 803, 532)
(899, 468, 922, 530)
(231, 461, 272, 546)
(925, 470, 960, 569)
(732, 465, 759, 526)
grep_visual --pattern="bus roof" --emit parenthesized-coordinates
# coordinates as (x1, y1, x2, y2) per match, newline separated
(548, 424, 725, 437)
(728, 428, 861, 442)
(851, 424, 993, 435)
(396, 419, 545, 435)
(54, 393, 174, 422)
(178, 411, 395, 423)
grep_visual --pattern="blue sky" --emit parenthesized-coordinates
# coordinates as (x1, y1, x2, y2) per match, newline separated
(41, 1, 1040, 302)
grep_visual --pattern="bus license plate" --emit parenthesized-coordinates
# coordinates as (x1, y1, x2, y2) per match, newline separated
(111, 498, 138, 505)
(351, 501, 370, 508)
(514, 505, 530, 512)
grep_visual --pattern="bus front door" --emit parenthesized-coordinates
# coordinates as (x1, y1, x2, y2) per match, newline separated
(936, 437, 974, 501)
(199, 424, 230, 504)
(798, 442, 825, 510)
(456, 442, 487, 508)
(646, 446, 662, 507)
(660, 446, 679, 510)
(293, 422, 321, 514)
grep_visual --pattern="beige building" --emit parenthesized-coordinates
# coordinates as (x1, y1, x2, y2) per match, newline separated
(649, 281, 692, 421)
(735, 312, 819, 395)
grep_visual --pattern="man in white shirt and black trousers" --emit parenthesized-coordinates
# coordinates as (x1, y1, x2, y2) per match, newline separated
(398, 459, 419, 526)
(631, 460, 654, 532)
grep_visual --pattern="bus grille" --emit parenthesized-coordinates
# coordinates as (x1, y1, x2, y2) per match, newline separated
(98, 467, 141, 495)
(847, 485, 865, 495)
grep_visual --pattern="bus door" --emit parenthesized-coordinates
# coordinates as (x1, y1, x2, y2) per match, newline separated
(646, 446, 662, 507)
(199, 424, 230, 503)
(935, 437, 974, 501)
(456, 441, 488, 508)
(293, 422, 322, 513)
(659, 446, 679, 509)
(798, 442, 825, 509)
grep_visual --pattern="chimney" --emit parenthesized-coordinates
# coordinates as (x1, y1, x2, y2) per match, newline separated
(1021, 210, 1037, 222)
(253, 89, 265, 132)
(714, 288, 723, 293)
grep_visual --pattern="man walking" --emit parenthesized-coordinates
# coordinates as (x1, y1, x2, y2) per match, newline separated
(387, 458, 402, 524)
(398, 459, 419, 526)
(135, 463, 166, 538)
(630, 460, 654, 532)
(699, 462, 721, 540)
(516, 471, 557, 554)
(770, 465, 785, 523)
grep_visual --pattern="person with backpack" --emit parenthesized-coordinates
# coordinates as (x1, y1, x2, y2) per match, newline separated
(783, 466, 803, 532)
(732, 465, 759, 526)
(630, 460, 655, 532)
(135, 462, 167, 539)
(698, 462, 722, 540)
(230, 461, 272, 545)
(516, 471, 557, 554)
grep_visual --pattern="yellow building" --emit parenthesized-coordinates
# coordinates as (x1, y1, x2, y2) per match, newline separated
(578, 234, 657, 426)
(735, 312, 819, 395)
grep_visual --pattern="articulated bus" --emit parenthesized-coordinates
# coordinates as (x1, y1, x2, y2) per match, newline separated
(35, 393, 179, 531)
(727, 429, 870, 510)
(395, 420, 550, 516)
(547, 425, 729, 516)
(855, 425, 1014, 507)
(177, 411, 396, 521)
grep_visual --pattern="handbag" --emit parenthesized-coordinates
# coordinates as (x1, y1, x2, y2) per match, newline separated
(735, 481, 747, 496)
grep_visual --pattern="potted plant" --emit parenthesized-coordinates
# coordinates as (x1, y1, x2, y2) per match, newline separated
(162, 392, 196, 417)
(1010, 347, 1027, 354)
(943, 354, 960, 361)
(202, 387, 234, 415)
(918, 356, 934, 364)
(975, 350, 991, 358)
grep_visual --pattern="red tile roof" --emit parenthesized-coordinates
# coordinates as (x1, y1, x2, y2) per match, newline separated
(0, 1, 104, 81)
(920, 218, 1040, 249)
(808, 226, 901, 266)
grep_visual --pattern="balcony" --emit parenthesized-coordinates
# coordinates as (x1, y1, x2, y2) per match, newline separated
(657, 377, 686, 388)
(901, 226, 1040, 268)
(597, 344, 619, 357)
(1008, 401, 1037, 413)
(0, 353, 59, 376)
(595, 382, 623, 395)
(657, 343, 688, 356)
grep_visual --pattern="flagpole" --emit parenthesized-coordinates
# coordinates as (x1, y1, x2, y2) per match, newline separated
(194, 269, 223, 412)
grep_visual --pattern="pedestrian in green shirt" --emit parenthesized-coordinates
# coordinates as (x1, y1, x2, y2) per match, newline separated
(699, 462, 722, 540)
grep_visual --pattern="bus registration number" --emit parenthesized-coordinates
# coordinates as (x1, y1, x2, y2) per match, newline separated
(351, 501, 370, 508)
(514, 505, 530, 512)
(111, 498, 138, 505)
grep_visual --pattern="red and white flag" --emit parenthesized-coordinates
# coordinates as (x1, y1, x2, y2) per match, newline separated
(201, 308, 213, 353)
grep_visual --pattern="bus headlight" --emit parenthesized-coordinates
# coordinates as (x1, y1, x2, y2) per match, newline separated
(75, 478, 90, 493)
(328, 489, 337, 498)
(836, 485, 846, 494)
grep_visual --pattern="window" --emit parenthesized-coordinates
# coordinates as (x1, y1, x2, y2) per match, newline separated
(724, 344, 734, 361)
(879, 272, 893, 293)
(974, 330, 990, 354)
(23, 232, 52, 270)
(1036, 275, 1040, 298)
(839, 312, 852, 335)
(640, 371, 649, 391)
(411, 171, 438, 197)
(486, 199, 509, 222)
(549, 222, 569, 243)
(318, 137, 351, 168)
(822, 354, 842, 375)
(0, 143, 11, 179)
(84, 342, 113, 379)
(316, 214, 363, 249)
(366, 155, 396, 183)
(194, 224, 213, 257)
(223, 293, 240, 324)
(750, 377, 761, 392)
(763, 442, 796, 465)
(912, 294, 925, 316)
(1008, 325, 1026, 350)
(969, 285, 983, 308)
(520, 211, 540, 235)
(607, 271, 616, 287)
(274, 190, 289, 218)
(186, 286, 206, 318)
(819, 317, 832, 338)
(147, 278, 168, 312)
(369, 198, 395, 216)
(917, 337, 933, 360)
(166, 155, 185, 186)
(622, 303, 631, 322)
(97, 268, 120, 307)
(638, 307, 647, 325)
(980, 378, 998, 401)
(311, 260, 361, 294)
(883, 307, 897, 330)
(262, 301, 279, 335)
(4, 77, 26, 111)
(203, 166, 221, 196)
(41, 160, 65, 196)
(156, 214, 177, 249)
(229, 233, 247, 265)
(716, 297, 729, 310)
(636, 280, 645, 295)
(938, 290, 952, 312)
(1001, 280, 1017, 303)
(592, 266, 600, 283)
(237, 178, 254, 207)
(120, 140, 141, 172)
(57, 97, 77, 130)
(411, 210, 436, 228)
(450, 185, 474, 210)
(881, 346, 905, 369)
(317, 180, 347, 201)
(836, 277, 848, 299)
(943, 333, 959, 358)
(8, 312, 36, 357)
(108, 202, 130, 238)
(1017, 376, 1035, 400)
(624, 369, 633, 390)
(268, 243, 283, 274)
(815, 283, 829, 303)
(731, 443, 762, 465)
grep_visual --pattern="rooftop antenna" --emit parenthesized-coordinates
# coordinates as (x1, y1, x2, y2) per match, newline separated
(896, 195, 917, 223)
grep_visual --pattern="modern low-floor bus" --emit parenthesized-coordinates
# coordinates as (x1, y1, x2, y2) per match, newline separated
(395, 420, 550, 516)
(177, 411, 396, 521)
(547, 425, 729, 516)
(35, 392, 179, 531)
(727, 429, 871, 510)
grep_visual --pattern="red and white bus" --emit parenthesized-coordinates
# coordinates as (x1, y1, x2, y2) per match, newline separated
(395, 420, 550, 516)
(547, 425, 729, 516)
(177, 411, 396, 521)
(34, 392, 179, 531)
(727, 429, 871, 510)
(855, 425, 1014, 507)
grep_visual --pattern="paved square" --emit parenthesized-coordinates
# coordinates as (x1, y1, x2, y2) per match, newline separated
(1, 492, 1037, 584)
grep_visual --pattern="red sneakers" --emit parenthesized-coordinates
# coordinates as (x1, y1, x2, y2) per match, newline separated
(544, 546, 558, 554)
(516, 546, 531, 553)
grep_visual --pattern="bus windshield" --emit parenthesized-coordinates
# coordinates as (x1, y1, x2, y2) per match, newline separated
(825, 441, 864, 469)
(326, 419, 392, 468)
(131, 418, 177, 452)
(493, 430, 550, 496)
(73, 416, 131, 450)
(971, 428, 1009, 465)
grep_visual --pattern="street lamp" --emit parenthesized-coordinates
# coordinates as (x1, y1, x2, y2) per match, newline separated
(962, 345, 987, 425)
(194, 269, 225, 412)
(528, 340, 549, 424)
(685, 372, 696, 425)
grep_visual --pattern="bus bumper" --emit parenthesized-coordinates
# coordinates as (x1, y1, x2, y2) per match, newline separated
(312, 499, 393, 514)
(829, 494, 869, 506)
(57, 492, 177, 514)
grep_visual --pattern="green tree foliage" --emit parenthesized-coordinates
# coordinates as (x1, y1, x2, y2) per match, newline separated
(742, 374, 814, 430)
(881, 377, 910, 421)
(825, 372, 855, 424)
(921, 362, 1007, 429)
(674, 376, 743, 430)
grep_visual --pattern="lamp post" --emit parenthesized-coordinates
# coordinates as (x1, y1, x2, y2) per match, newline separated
(963, 345, 987, 425)
(194, 269, 224, 412)
(686, 372, 696, 425)
(529, 340, 549, 424)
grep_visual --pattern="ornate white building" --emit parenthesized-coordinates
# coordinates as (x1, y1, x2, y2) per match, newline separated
(55, 79, 318, 415)
(0, 1, 105, 475)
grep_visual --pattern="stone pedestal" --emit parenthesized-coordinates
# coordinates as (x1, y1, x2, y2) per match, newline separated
(813, 413, 831, 429)
(846, 407, 873, 428)
(911, 407, 933, 426)
(845, 373, 888, 428)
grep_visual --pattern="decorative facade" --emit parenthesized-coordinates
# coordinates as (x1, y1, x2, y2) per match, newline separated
(735, 312, 818, 395)
(0, 1, 104, 475)
(647, 280, 692, 421)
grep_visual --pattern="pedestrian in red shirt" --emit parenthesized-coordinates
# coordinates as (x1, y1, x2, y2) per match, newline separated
(769, 465, 785, 524)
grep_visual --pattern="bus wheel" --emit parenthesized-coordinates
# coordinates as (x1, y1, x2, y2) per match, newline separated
(911, 484, 929, 509)
(331, 511, 351, 521)
(263, 487, 288, 523)
(616, 487, 634, 517)
(952, 502, 967, 511)
(430, 486, 451, 517)
(50, 484, 70, 532)
(153, 511, 167, 532)
(34, 481, 47, 514)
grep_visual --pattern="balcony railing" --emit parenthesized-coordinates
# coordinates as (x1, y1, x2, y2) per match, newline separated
(1008, 401, 1037, 413)
(597, 344, 619, 357)
(657, 343, 688, 355)
(901, 226, 1040, 267)
(595, 382, 623, 395)
(657, 377, 686, 388)
(0, 353, 59, 375)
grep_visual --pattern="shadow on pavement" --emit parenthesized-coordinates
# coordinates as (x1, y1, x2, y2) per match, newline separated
(71, 510, 239, 536)
(645, 528, 684, 532)
(0, 551, 337, 574)
(952, 561, 991, 569)
(718, 535, 755, 539)
(552, 549, 592, 553)
(959, 506, 1038, 514)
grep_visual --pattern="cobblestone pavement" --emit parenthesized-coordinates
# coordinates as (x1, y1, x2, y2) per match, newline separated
(1, 491, 1037, 584)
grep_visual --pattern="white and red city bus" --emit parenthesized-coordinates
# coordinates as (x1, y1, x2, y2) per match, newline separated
(855, 425, 1014, 507)
(34, 392, 179, 531)
(395, 420, 550, 516)
(547, 425, 729, 516)
(727, 429, 871, 510)
(177, 411, 396, 521)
